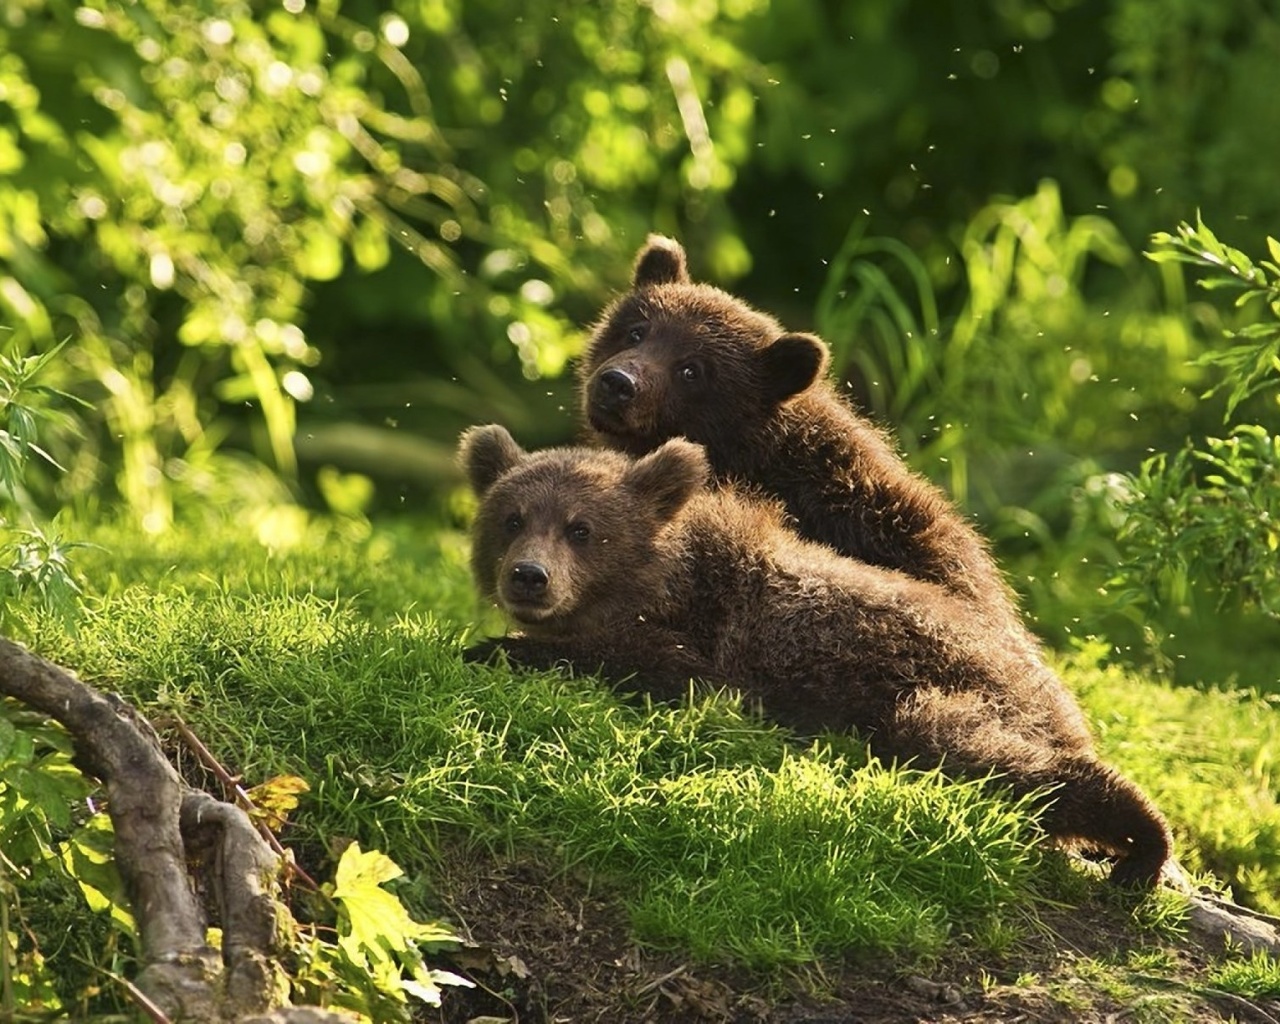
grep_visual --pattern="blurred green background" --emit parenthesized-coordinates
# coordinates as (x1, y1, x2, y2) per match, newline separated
(2, 0, 1278, 685)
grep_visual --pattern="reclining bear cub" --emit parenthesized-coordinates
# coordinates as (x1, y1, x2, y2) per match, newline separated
(460, 425, 1173, 889)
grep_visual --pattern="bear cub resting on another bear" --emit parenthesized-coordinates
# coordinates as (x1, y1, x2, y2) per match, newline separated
(580, 235, 1024, 638)
(460, 424, 1173, 889)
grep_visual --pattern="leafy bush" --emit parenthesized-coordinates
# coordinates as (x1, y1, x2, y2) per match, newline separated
(0, 343, 85, 626)
(1114, 219, 1280, 619)
(814, 186, 1227, 659)
(2, 0, 769, 518)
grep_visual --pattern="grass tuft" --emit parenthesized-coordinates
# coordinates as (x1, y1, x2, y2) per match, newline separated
(1207, 950, 1280, 998)
(1063, 642, 1280, 913)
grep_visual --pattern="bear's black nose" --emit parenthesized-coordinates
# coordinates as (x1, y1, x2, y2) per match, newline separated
(509, 561, 549, 596)
(595, 368, 636, 408)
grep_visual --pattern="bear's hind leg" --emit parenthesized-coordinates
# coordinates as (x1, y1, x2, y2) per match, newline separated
(1028, 753, 1173, 889)
(883, 688, 1173, 889)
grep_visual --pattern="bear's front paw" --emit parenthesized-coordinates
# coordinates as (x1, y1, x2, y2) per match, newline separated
(462, 637, 509, 664)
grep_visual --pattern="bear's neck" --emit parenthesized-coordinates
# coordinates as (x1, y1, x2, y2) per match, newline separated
(709, 385, 888, 494)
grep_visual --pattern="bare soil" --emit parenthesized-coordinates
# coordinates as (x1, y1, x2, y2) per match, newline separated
(418, 850, 1280, 1024)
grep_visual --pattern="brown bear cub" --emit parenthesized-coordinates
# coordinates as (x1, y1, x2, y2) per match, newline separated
(460, 424, 1174, 889)
(580, 236, 1022, 634)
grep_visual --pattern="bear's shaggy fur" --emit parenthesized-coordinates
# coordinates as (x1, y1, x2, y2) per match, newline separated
(579, 236, 1021, 634)
(460, 425, 1174, 888)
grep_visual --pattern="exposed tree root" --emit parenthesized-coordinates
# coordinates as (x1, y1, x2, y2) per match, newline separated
(0, 636, 352, 1023)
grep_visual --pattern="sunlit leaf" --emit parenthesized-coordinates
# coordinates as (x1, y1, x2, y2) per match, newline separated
(297, 224, 344, 281)
(0, 716, 16, 762)
(331, 842, 423, 960)
(60, 815, 137, 934)
(246, 773, 310, 831)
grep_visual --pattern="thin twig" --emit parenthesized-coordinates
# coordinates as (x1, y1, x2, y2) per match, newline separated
(163, 715, 320, 891)
(1205, 990, 1280, 1024)
(636, 963, 688, 997)
(114, 971, 174, 1024)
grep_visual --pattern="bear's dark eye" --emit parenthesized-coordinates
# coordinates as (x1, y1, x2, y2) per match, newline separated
(626, 323, 647, 345)
(504, 512, 523, 535)
(565, 521, 591, 545)
(677, 362, 701, 384)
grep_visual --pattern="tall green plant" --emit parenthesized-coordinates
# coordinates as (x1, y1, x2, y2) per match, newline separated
(2, 0, 772, 520)
(817, 182, 1199, 509)
(1113, 218, 1280, 617)
(814, 186, 1243, 655)
(0, 343, 85, 626)
(5, 0, 444, 525)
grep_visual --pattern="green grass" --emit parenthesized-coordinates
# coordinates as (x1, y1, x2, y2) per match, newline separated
(9, 515, 1280, 986)
(1063, 643, 1280, 913)
(13, 516, 1047, 972)
(1207, 950, 1280, 998)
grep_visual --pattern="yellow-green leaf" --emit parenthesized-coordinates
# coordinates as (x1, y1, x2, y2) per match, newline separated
(246, 774, 310, 831)
(331, 842, 425, 960)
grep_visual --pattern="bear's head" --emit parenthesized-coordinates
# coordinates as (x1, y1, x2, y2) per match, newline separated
(458, 424, 709, 637)
(579, 235, 830, 458)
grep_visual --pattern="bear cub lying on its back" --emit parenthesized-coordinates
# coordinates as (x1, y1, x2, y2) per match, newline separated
(460, 424, 1173, 889)
(580, 235, 1022, 636)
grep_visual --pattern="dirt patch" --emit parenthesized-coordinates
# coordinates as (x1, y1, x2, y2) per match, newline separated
(417, 849, 1280, 1024)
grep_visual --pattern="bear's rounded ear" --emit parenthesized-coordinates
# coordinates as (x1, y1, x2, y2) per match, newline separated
(632, 235, 690, 288)
(759, 333, 829, 404)
(458, 424, 526, 496)
(625, 438, 709, 520)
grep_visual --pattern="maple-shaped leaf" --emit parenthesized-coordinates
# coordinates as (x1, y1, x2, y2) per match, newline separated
(330, 842, 424, 961)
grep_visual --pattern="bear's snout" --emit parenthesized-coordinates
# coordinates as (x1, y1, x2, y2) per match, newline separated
(508, 560, 549, 598)
(594, 367, 637, 408)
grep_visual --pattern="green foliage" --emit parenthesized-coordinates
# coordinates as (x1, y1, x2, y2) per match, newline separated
(731, 0, 1280, 305)
(0, 342, 87, 628)
(0, 379, 468, 1015)
(0, 702, 93, 1017)
(820, 182, 1200, 509)
(1102, 1, 1280, 241)
(1113, 220, 1280, 619)
(1117, 427, 1280, 616)
(6, 0, 507, 523)
(1146, 218, 1280, 417)
(813, 184, 1236, 668)
(292, 842, 471, 1018)
(1, 703, 471, 1019)
(327, 843, 468, 1008)
(1, 0, 772, 517)
(4, 0, 1279, 537)
(0, 343, 83, 498)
